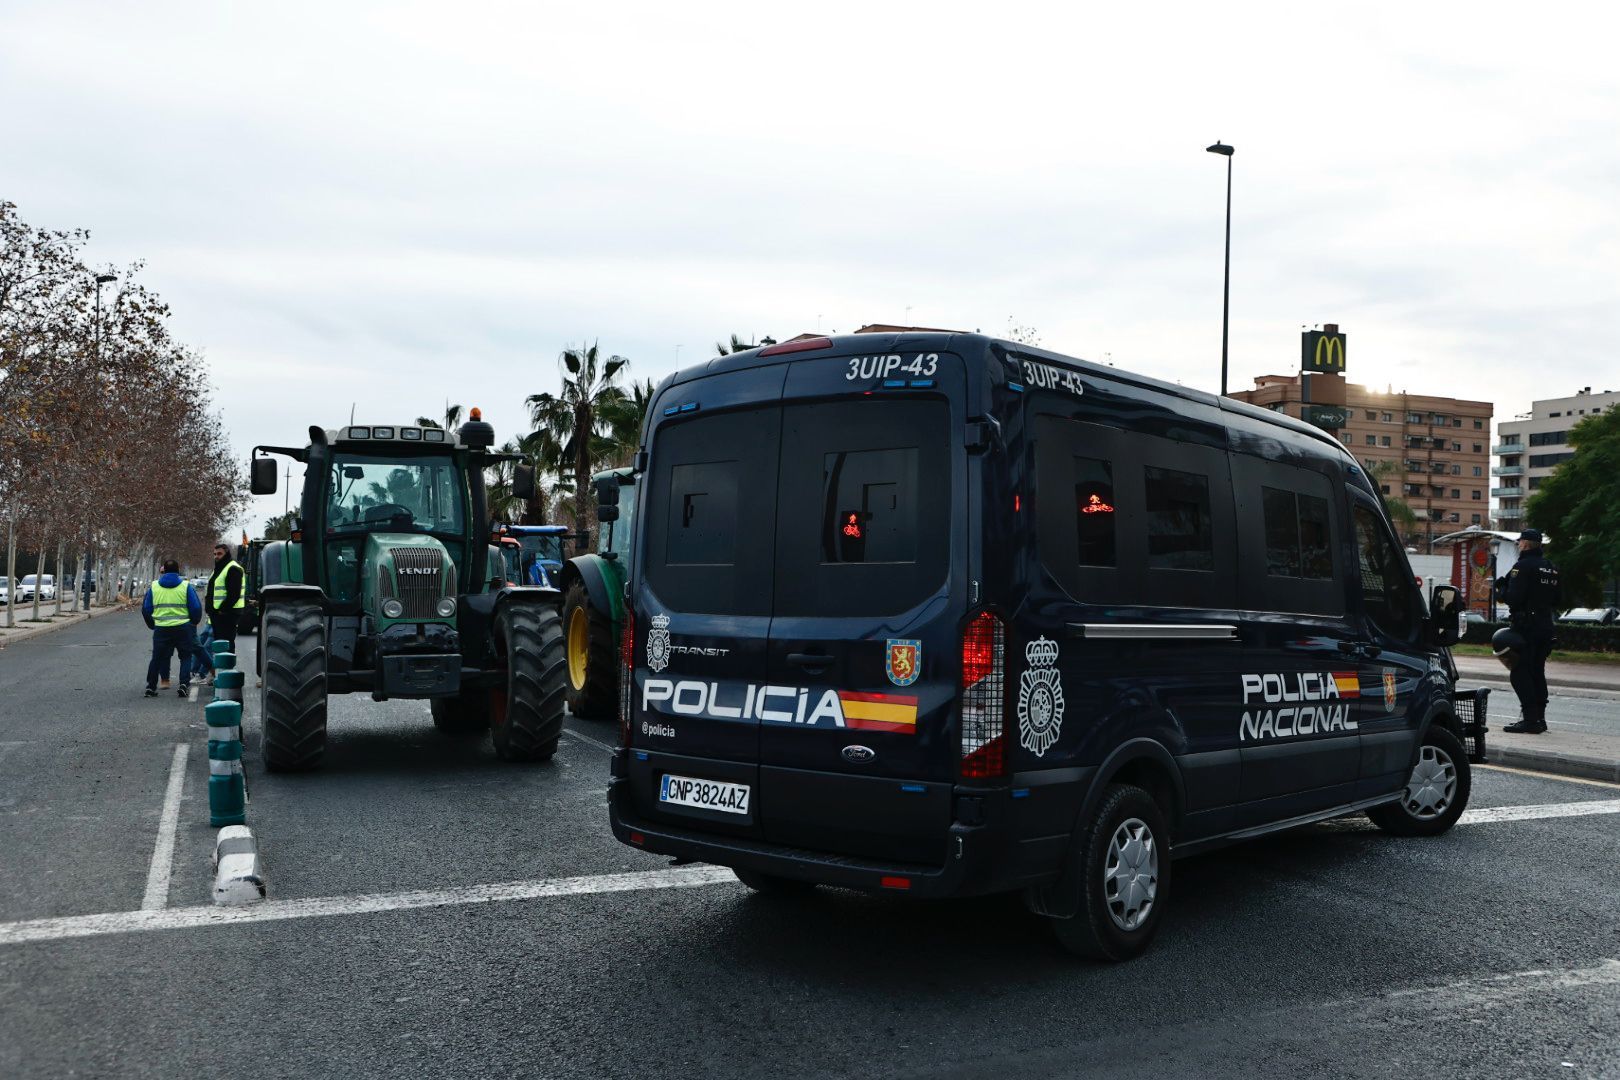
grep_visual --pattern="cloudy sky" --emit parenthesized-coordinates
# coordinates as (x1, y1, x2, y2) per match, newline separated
(5, 1, 1617, 529)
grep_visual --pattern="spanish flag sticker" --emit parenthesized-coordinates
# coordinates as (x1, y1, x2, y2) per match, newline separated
(838, 690, 919, 734)
(1332, 672, 1360, 698)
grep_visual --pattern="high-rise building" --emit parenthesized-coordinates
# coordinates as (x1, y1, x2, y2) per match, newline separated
(1231, 373, 1493, 551)
(1492, 387, 1620, 526)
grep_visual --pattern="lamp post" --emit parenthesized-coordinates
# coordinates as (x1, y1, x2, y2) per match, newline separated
(1205, 141, 1234, 396)
(94, 272, 117, 361)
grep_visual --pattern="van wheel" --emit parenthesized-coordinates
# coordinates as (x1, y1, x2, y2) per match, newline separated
(734, 868, 815, 895)
(1368, 725, 1471, 836)
(1049, 784, 1170, 961)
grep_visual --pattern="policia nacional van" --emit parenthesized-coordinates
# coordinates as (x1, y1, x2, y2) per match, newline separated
(607, 332, 1479, 960)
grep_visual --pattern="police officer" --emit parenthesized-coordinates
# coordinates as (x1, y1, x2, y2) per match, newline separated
(206, 541, 246, 652)
(1499, 529, 1560, 734)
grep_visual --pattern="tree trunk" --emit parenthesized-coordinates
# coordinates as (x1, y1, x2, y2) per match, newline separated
(574, 404, 592, 536)
(3, 518, 16, 629)
(31, 545, 43, 623)
(53, 540, 64, 617)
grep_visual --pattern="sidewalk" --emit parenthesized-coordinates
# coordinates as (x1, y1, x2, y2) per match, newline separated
(1453, 655, 1620, 784)
(0, 601, 134, 649)
(1453, 654, 1620, 697)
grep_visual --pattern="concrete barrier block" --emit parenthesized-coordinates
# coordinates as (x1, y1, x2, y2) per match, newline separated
(213, 825, 266, 906)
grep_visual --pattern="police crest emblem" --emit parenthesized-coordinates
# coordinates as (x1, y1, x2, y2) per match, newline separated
(647, 613, 671, 673)
(1017, 636, 1065, 757)
(1383, 671, 1397, 713)
(886, 639, 921, 687)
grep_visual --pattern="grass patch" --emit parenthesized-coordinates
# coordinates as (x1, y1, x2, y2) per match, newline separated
(1453, 642, 1620, 665)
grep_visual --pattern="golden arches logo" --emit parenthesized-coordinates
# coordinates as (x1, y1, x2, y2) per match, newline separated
(1314, 335, 1345, 368)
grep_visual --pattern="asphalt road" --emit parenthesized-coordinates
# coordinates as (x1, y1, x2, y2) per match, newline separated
(3, 612, 1618, 1079)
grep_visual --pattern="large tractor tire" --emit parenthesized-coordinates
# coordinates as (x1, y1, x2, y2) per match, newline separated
(489, 603, 566, 762)
(431, 691, 490, 736)
(563, 580, 618, 720)
(261, 602, 329, 771)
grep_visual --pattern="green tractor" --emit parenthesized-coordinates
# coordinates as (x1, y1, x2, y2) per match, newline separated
(557, 468, 636, 719)
(248, 415, 565, 770)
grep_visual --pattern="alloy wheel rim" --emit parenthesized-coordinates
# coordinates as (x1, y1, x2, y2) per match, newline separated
(1104, 817, 1158, 932)
(1403, 744, 1458, 819)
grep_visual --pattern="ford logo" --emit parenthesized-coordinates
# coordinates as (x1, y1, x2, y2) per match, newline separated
(841, 745, 875, 764)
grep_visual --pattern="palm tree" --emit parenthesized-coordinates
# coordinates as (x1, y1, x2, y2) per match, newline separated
(484, 440, 528, 524)
(603, 378, 655, 467)
(713, 333, 776, 356)
(526, 342, 628, 534)
(415, 402, 463, 431)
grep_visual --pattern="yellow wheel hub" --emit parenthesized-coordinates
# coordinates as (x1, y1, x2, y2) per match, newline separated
(567, 606, 590, 689)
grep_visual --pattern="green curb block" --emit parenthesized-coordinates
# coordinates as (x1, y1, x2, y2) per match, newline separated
(210, 639, 230, 656)
(206, 699, 246, 827)
(214, 652, 237, 671)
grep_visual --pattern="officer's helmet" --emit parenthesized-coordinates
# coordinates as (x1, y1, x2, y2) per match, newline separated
(1491, 626, 1528, 670)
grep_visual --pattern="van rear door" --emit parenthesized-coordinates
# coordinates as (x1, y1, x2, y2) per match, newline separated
(631, 372, 784, 837)
(758, 355, 965, 865)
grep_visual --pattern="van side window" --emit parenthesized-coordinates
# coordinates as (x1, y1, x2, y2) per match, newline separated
(1260, 487, 1333, 581)
(822, 448, 918, 564)
(1353, 504, 1418, 642)
(1074, 456, 1117, 567)
(1145, 466, 1212, 571)
(666, 462, 740, 565)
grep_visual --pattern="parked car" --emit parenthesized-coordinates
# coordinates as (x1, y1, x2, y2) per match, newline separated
(1560, 607, 1619, 625)
(0, 578, 13, 606)
(17, 574, 56, 602)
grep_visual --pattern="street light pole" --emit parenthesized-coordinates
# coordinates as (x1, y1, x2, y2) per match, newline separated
(93, 272, 116, 362)
(1205, 141, 1234, 396)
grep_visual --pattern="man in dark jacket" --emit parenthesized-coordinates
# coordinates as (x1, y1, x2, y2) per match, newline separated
(143, 559, 206, 698)
(206, 542, 246, 652)
(1499, 529, 1560, 734)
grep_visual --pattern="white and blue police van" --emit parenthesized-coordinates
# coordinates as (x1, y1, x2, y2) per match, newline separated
(608, 332, 1478, 959)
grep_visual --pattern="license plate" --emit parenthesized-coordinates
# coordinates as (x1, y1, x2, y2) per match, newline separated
(659, 773, 751, 815)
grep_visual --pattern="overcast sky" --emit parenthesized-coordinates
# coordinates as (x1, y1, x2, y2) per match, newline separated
(5, 1, 1618, 530)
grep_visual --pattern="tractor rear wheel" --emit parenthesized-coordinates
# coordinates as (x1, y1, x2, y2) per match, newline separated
(563, 580, 618, 720)
(490, 604, 566, 762)
(261, 602, 328, 771)
(431, 691, 490, 736)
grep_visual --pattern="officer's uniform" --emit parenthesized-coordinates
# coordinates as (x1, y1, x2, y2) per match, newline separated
(144, 575, 206, 696)
(1501, 532, 1559, 733)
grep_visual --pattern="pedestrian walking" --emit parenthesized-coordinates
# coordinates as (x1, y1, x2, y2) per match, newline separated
(1499, 529, 1560, 734)
(206, 541, 246, 651)
(142, 559, 207, 698)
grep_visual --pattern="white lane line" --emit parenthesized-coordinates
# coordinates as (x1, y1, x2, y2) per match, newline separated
(562, 727, 616, 754)
(1478, 764, 1620, 791)
(1459, 798, 1620, 825)
(1, 866, 735, 946)
(139, 743, 191, 911)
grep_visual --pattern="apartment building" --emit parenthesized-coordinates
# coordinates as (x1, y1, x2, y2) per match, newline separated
(1493, 386, 1620, 526)
(1232, 374, 1493, 551)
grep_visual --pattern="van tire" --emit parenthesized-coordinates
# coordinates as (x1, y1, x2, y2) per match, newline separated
(734, 868, 815, 895)
(562, 580, 617, 720)
(261, 603, 328, 772)
(489, 604, 566, 762)
(1368, 724, 1471, 836)
(1049, 784, 1170, 961)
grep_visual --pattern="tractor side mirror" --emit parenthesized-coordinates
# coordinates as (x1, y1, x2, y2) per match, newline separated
(512, 465, 536, 502)
(596, 504, 620, 523)
(595, 476, 621, 506)
(250, 457, 277, 495)
(1429, 585, 1462, 646)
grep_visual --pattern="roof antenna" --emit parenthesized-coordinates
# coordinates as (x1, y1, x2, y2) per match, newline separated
(349, 402, 356, 424)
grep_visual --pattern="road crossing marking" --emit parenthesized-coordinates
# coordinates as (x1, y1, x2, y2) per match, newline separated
(139, 743, 190, 911)
(2, 796, 1617, 947)
(561, 726, 617, 754)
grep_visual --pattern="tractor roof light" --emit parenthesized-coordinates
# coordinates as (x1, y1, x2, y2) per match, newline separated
(372, 426, 395, 439)
(401, 428, 422, 441)
(458, 406, 495, 450)
(424, 429, 446, 443)
(347, 427, 370, 439)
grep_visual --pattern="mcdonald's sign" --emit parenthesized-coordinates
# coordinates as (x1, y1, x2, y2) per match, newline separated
(1302, 329, 1347, 372)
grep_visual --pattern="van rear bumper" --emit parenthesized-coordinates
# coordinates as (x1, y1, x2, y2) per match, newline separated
(608, 762, 1021, 899)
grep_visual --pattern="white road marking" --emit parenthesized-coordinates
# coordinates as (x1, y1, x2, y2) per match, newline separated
(1459, 798, 1620, 825)
(1478, 764, 1620, 791)
(1, 865, 735, 946)
(139, 743, 191, 911)
(4, 795, 1618, 948)
(562, 727, 616, 754)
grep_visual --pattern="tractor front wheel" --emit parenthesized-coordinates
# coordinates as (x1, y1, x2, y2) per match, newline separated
(261, 602, 328, 771)
(489, 604, 566, 762)
(563, 580, 618, 720)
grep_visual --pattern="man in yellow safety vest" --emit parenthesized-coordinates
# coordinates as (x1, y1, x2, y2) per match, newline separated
(206, 542, 247, 651)
(142, 558, 205, 698)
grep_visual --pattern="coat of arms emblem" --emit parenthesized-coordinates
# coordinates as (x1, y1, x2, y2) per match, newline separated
(1383, 671, 1397, 713)
(886, 639, 921, 686)
(1017, 636, 1065, 757)
(647, 613, 671, 673)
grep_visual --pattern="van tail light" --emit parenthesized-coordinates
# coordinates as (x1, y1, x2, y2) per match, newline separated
(960, 611, 1007, 779)
(618, 607, 635, 747)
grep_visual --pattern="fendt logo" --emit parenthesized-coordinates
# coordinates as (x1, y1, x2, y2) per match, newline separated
(397, 567, 436, 576)
(1301, 328, 1348, 372)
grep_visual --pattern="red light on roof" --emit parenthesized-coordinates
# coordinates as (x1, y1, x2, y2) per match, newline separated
(1081, 494, 1114, 514)
(758, 337, 832, 357)
(469, 406, 483, 421)
(1014, 493, 1021, 512)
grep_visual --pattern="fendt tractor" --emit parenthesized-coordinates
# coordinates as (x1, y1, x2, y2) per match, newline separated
(248, 413, 566, 770)
(558, 467, 635, 719)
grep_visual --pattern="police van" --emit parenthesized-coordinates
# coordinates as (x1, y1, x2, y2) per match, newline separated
(608, 332, 1474, 959)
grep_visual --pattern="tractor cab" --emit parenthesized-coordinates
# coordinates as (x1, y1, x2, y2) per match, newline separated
(500, 524, 573, 589)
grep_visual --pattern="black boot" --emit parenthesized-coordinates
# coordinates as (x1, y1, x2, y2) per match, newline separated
(1503, 716, 1546, 734)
